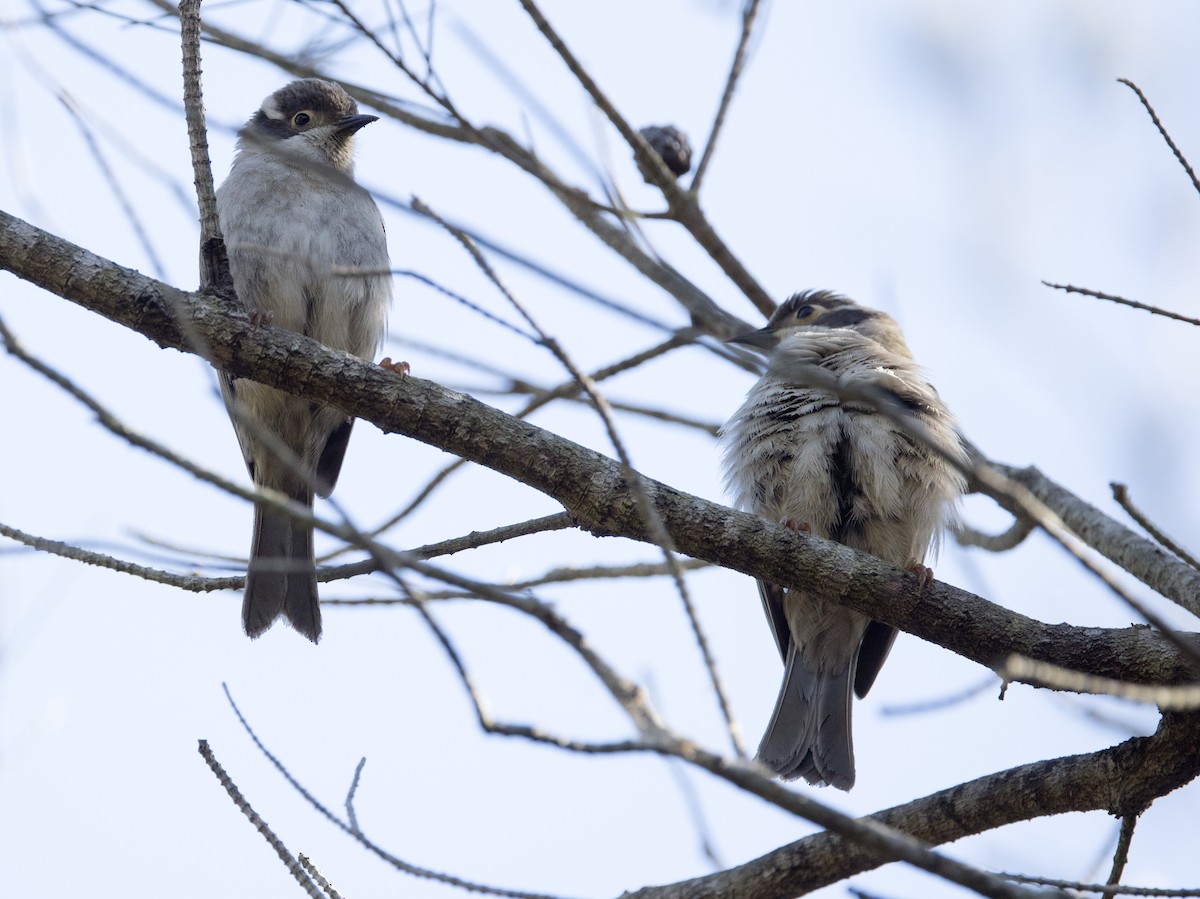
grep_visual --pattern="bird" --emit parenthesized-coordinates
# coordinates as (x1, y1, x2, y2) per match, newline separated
(216, 78, 392, 641)
(720, 291, 966, 789)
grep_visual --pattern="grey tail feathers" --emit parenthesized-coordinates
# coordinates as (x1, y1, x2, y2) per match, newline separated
(243, 489, 321, 642)
(757, 642, 855, 790)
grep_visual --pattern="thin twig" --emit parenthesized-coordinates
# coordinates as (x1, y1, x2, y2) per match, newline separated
(326, 558, 714, 603)
(1043, 281, 1200, 327)
(1108, 814, 1138, 887)
(1118, 78, 1200, 197)
(197, 740, 325, 898)
(398, 587, 647, 753)
(220, 688, 572, 899)
(387, 269, 539, 340)
(1003, 655, 1200, 710)
(179, 0, 227, 291)
(412, 196, 747, 758)
(690, 0, 763, 193)
(879, 674, 999, 717)
(415, 513, 575, 558)
(515, 0, 775, 317)
(371, 330, 701, 534)
(55, 94, 167, 279)
(955, 515, 1036, 552)
(994, 463, 1200, 620)
(1111, 483, 1199, 570)
(0, 520, 226, 587)
(298, 856, 344, 899)
(344, 757, 366, 834)
(1002, 872, 1200, 897)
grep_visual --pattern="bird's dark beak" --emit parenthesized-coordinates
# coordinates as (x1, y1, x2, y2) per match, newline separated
(727, 327, 780, 351)
(336, 114, 379, 136)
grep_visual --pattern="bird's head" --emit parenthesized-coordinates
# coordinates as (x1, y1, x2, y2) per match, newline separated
(239, 79, 377, 174)
(728, 290, 911, 359)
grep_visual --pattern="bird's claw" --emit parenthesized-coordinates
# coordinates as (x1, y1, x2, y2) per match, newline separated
(906, 562, 934, 592)
(379, 357, 411, 377)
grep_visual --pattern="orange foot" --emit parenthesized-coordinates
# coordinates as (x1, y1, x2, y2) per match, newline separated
(781, 517, 811, 533)
(248, 309, 273, 328)
(907, 561, 934, 592)
(379, 357, 411, 377)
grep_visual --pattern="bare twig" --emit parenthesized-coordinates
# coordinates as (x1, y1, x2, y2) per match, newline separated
(220, 687, 572, 899)
(0, 519, 232, 587)
(413, 195, 747, 758)
(993, 464, 1200, 620)
(327, 557, 714, 603)
(690, 0, 764, 194)
(515, 0, 775, 317)
(371, 329, 703, 534)
(1111, 483, 1200, 570)
(178, 0, 228, 291)
(197, 740, 325, 898)
(1118, 78, 1200, 197)
(880, 674, 999, 717)
(55, 95, 167, 279)
(413, 513, 575, 559)
(1003, 655, 1200, 709)
(344, 757, 366, 834)
(387, 268, 539, 340)
(1043, 281, 1200, 327)
(1108, 813, 1138, 887)
(1002, 873, 1200, 897)
(955, 515, 1036, 552)
(298, 856, 344, 899)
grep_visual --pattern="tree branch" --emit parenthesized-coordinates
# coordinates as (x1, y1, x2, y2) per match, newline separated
(626, 712, 1200, 899)
(1, 208, 1197, 691)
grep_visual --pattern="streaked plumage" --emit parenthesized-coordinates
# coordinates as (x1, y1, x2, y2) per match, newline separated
(217, 79, 391, 641)
(720, 291, 965, 789)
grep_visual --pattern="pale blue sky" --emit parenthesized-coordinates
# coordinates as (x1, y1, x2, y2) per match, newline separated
(2, 2, 1198, 896)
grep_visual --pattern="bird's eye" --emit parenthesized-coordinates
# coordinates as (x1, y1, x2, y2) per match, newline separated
(293, 112, 311, 128)
(794, 304, 815, 320)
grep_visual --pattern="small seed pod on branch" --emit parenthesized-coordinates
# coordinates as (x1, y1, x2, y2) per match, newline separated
(637, 124, 693, 179)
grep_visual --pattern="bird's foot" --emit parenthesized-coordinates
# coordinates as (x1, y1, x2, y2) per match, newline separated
(379, 357, 411, 377)
(781, 517, 811, 533)
(906, 561, 934, 592)
(248, 309, 274, 328)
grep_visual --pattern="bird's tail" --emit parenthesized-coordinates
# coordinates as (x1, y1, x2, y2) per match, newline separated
(757, 641, 855, 790)
(243, 489, 321, 642)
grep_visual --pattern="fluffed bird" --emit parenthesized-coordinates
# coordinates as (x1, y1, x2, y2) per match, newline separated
(216, 79, 392, 641)
(720, 291, 966, 789)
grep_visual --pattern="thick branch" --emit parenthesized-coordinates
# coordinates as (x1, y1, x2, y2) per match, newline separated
(1, 208, 1197, 690)
(627, 712, 1200, 899)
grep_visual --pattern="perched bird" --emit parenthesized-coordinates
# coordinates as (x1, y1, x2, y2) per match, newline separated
(720, 291, 966, 789)
(216, 79, 391, 641)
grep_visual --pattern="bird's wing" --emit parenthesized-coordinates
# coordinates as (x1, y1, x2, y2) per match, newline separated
(758, 579, 790, 661)
(853, 620, 898, 698)
(315, 418, 354, 498)
(218, 371, 256, 479)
